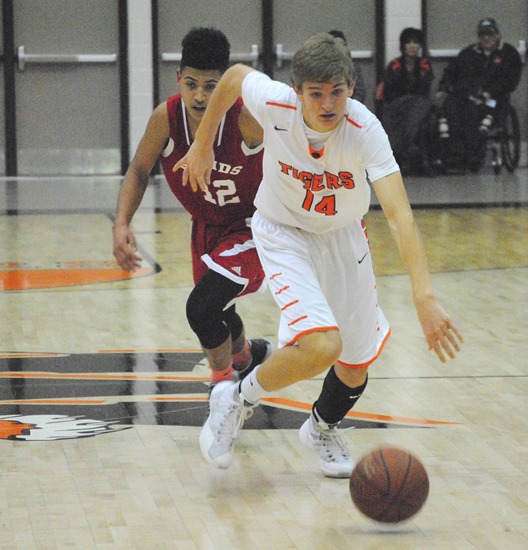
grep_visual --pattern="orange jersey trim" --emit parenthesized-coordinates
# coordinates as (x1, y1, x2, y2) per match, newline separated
(266, 101, 297, 110)
(345, 115, 362, 128)
(281, 299, 300, 311)
(337, 328, 392, 369)
(285, 326, 340, 347)
(308, 144, 325, 159)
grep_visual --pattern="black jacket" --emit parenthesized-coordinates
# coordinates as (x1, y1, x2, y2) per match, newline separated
(438, 41, 522, 101)
(382, 56, 434, 103)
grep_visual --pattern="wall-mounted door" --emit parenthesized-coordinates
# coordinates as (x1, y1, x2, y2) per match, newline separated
(154, 0, 377, 110)
(271, 0, 377, 109)
(0, 1, 7, 175)
(156, 0, 262, 103)
(1, 0, 126, 176)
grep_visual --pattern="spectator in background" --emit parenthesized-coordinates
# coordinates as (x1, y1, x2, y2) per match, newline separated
(328, 30, 367, 103)
(436, 17, 522, 172)
(379, 27, 437, 176)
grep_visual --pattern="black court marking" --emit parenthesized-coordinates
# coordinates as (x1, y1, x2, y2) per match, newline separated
(0, 351, 455, 440)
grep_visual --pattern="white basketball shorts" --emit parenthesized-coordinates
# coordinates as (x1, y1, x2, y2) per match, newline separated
(251, 211, 391, 368)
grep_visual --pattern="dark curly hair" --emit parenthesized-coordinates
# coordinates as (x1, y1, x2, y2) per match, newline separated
(180, 27, 230, 72)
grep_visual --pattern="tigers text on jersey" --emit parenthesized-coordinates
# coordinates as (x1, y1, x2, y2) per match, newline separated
(242, 71, 399, 233)
(160, 95, 264, 227)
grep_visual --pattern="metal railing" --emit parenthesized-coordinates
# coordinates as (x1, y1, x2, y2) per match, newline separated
(161, 45, 260, 67)
(275, 43, 373, 68)
(17, 45, 117, 71)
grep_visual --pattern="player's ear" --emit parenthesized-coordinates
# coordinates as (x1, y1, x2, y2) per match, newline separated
(176, 69, 182, 86)
(292, 83, 303, 100)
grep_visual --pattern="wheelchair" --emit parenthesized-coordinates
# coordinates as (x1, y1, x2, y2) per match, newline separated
(485, 101, 521, 174)
(437, 96, 521, 175)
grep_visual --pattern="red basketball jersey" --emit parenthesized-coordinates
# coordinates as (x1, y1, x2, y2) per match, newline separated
(160, 95, 263, 226)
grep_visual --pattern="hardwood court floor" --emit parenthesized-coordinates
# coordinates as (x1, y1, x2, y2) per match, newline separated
(0, 171, 527, 549)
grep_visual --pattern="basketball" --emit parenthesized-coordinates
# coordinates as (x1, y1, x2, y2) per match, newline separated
(349, 447, 429, 523)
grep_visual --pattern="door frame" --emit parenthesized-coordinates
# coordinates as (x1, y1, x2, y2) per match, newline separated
(2, 0, 17, 175)
(1, 0, 130, 177)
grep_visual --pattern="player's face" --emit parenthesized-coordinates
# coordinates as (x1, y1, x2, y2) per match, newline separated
(295, 79, 354, 133)
(177, 67, 223, 127)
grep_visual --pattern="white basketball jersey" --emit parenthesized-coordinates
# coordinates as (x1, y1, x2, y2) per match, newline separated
(242, 71, 399, 234)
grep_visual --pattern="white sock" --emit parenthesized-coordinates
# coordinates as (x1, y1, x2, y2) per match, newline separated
(239, 366, 267, 405)
(311, 407, 331, 430)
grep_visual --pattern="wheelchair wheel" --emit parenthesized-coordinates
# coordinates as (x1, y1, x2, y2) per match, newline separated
(500, 103, 520, 173)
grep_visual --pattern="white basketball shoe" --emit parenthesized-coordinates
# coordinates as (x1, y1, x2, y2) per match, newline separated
(200, 381, 254, 468)
(299, 415, 354, 478)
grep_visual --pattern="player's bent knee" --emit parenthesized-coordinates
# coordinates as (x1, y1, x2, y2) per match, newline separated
(335, 363, 368, 387)
(186, 289, 229, 350)
(298, 330, 343, 376)
(186, 270, 244, 349)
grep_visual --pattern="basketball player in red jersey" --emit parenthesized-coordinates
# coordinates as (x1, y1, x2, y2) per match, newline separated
(113, 27, 271, 389)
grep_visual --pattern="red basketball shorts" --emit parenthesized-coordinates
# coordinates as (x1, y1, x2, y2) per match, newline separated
(191, 218, 266, 297)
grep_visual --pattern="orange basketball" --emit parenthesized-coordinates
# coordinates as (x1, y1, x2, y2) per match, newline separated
(349, 447, 429, 523)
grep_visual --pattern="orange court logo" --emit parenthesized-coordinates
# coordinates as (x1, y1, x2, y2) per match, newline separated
(0, 260, 157, 291)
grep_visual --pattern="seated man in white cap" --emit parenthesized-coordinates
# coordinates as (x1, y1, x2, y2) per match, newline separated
(435, 17, 522, 172)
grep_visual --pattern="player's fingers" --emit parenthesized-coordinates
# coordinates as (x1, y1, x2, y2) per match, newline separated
(114, 247, 127, 266)
(449, 323, 464, 344)
(126, 256, 142, 272)
(116, 257, 133, 272)
(431, 338, 447, 363)
(441, 339, 456, 360)
(430, 325, 461, 362)
(195, 167, 212, 193)
(182, 167, 190, 188)
(197, 174, 208, 193)
(444, 330, 461, 352)
(439, 321, 463, 357)
(172, 159, 184, 173)
(132, 250, 143, 264)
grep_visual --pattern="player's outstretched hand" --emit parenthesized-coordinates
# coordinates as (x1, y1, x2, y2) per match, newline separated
(113, 224, 142, 272)
(173, 141, 215, 193)
(415, 296, 464, 363)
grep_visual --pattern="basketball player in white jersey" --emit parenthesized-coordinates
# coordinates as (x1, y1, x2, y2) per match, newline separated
(175, 33, 463, 477)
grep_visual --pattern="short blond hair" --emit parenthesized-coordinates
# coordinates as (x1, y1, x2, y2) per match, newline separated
(291, 32, 356, 89)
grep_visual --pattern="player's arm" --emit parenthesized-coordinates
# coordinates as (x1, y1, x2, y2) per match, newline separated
(113, 103, 169, 271)
(372, 171, 463, 362)
(173, 63, 257, 191)
(238, 105, 263, 149)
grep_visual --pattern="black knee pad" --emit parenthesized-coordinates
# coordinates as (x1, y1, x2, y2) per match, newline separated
(186, 270, 244, 350)
(223, 305, 243, 342)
